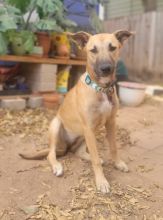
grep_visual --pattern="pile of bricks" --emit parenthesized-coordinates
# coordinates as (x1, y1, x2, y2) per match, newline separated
(21, 64, 57, 92)
(0, 63, 58, 110)
(0, 96, 43, 110)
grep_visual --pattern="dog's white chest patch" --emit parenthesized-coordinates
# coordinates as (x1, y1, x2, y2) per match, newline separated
(99, 94, 112, 113)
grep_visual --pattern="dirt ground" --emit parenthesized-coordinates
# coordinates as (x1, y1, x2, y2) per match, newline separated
(0, 97, 163, 220)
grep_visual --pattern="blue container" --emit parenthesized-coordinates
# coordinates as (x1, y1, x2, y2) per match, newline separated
(0, 61, 18, 67)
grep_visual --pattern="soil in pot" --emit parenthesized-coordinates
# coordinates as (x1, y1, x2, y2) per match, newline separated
(36, 32, 51, 57)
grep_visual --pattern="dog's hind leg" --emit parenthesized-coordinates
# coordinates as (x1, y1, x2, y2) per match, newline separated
(75, 142, 104, 164)
(47, 117, 65, 176)
(75, 142, 91, 161)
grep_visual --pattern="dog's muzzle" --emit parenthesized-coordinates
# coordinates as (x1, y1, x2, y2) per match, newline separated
(95, 61, 115, 77)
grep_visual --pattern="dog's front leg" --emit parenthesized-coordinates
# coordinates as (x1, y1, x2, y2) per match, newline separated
(106, 119, 129, 172)
(84, 126, 110, 193)
(47, 117, 63, 176)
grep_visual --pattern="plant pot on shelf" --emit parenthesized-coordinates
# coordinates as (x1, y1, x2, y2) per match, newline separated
(10, 31, 35, 56)
(51, 33, 70, 58)
(42, 92, 63, 109)
(36, 32, 51, 57)
(31, 46, 43, 57)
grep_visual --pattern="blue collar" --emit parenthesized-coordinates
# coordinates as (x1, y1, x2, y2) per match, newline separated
(85, 73, 115, 96)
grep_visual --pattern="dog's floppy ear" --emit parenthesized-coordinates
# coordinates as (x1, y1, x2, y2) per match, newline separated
(114, 30, 134, 44)
(66, 31, 91, 48)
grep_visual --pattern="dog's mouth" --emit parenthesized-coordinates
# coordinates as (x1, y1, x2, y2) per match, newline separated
(96, 74, 115, 87)
(94, 67, 116, 87)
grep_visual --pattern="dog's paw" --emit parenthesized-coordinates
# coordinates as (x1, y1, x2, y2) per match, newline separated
(115, 160, 129, 172)
(96, 177, 110, 194)
(100, 158, 104, 165)
(52, 162, 63, 176)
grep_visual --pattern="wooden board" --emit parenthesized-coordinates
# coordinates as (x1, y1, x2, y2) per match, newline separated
(104, 11, 163, 81)
(0, 55, 86, 66)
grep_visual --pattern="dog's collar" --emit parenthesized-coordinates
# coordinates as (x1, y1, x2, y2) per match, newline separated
(84, 72, 115, 96)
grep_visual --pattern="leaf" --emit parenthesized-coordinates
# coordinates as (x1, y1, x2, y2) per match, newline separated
(0, 5, 22, 32)
(8, 30, 35, 54)
(5, 0, 30, 13)
(20, 205, 39, 215)
(0, 15, 17, 32)
(35, 19, 63, 32)
(0, 33, 8, 54)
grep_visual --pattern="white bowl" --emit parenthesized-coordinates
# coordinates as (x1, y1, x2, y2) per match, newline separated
(118, 81, 146, 107)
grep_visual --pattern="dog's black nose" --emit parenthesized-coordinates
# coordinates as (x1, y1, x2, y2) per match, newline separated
(100, 63, 113, 75)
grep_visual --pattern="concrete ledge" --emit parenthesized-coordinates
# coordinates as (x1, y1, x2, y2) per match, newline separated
(146, 85, 163, 96)
(1, 98, 26, 110)
(27, 96, 43, 108)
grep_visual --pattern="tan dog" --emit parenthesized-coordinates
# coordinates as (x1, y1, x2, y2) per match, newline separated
(20, 30, 133, 193)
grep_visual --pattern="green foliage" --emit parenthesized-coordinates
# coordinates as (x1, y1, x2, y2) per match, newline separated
(0, 33, 8, 55)
(0, 0, 76, 55)
(0, 4, 35, 55)
(29, 0, 76, 31)
(29, 0, 62, 16)
(4, 0, 76, 32)
(35, 19, 63, 32)
(6, 0, 30, 13)
(0, 5, 22, 32)
(8, 30, 36, 55)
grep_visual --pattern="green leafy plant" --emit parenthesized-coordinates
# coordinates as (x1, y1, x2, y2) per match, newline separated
(6, 0, 77, 32)
(0, 0, 76, 55)
(7, 30, 36, 55)
(0, 3, 36, 55)
(0, 5, 20, 54)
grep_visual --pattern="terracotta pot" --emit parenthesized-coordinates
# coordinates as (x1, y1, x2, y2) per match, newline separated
(57, 44, 70, 57)
(36, 32, 51, 57)
(42, 93, 62, 109)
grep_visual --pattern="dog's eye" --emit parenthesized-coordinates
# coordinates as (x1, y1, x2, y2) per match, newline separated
(109, 43, 117, 52)
(90, 46, 98, 54)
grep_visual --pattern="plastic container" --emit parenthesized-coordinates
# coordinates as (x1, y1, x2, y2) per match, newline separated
(118, 81, 146, 107)
(56, 66, 71, 93)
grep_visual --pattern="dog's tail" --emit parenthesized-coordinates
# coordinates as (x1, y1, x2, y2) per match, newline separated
(19, 149, 49, 160)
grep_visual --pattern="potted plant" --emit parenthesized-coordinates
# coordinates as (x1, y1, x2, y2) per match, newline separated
(0, 3, 36, 56)
(32, 0, 76, 57)
(6, 0, 77, 57)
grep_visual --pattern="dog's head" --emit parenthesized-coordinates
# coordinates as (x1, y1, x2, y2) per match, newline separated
(67, 30, 134, 86)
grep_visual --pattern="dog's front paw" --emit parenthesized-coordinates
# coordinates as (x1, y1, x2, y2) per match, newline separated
(115, 160, 129, 172)
(52, 162, 63, 176)
(96, 176, 110, 194)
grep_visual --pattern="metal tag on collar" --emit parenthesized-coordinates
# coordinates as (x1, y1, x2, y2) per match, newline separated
(85, 74, 91, 85)
(108, 85, 114, 95)
(97, 86, 102, 92)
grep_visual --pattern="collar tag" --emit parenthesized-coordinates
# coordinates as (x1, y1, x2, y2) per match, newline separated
(85, 74, 91, 85)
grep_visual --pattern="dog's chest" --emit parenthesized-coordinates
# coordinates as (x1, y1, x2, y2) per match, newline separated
(91, 93, 112, 114)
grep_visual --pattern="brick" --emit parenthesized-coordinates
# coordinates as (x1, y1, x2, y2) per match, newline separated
(146, 85, 163, 96)
(28, 82, 56, 92)
(27, 96, 43, 108)
(1, 98, 26, 110)
(21, 63, 57, 92)
(21, 63, 57, 74)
